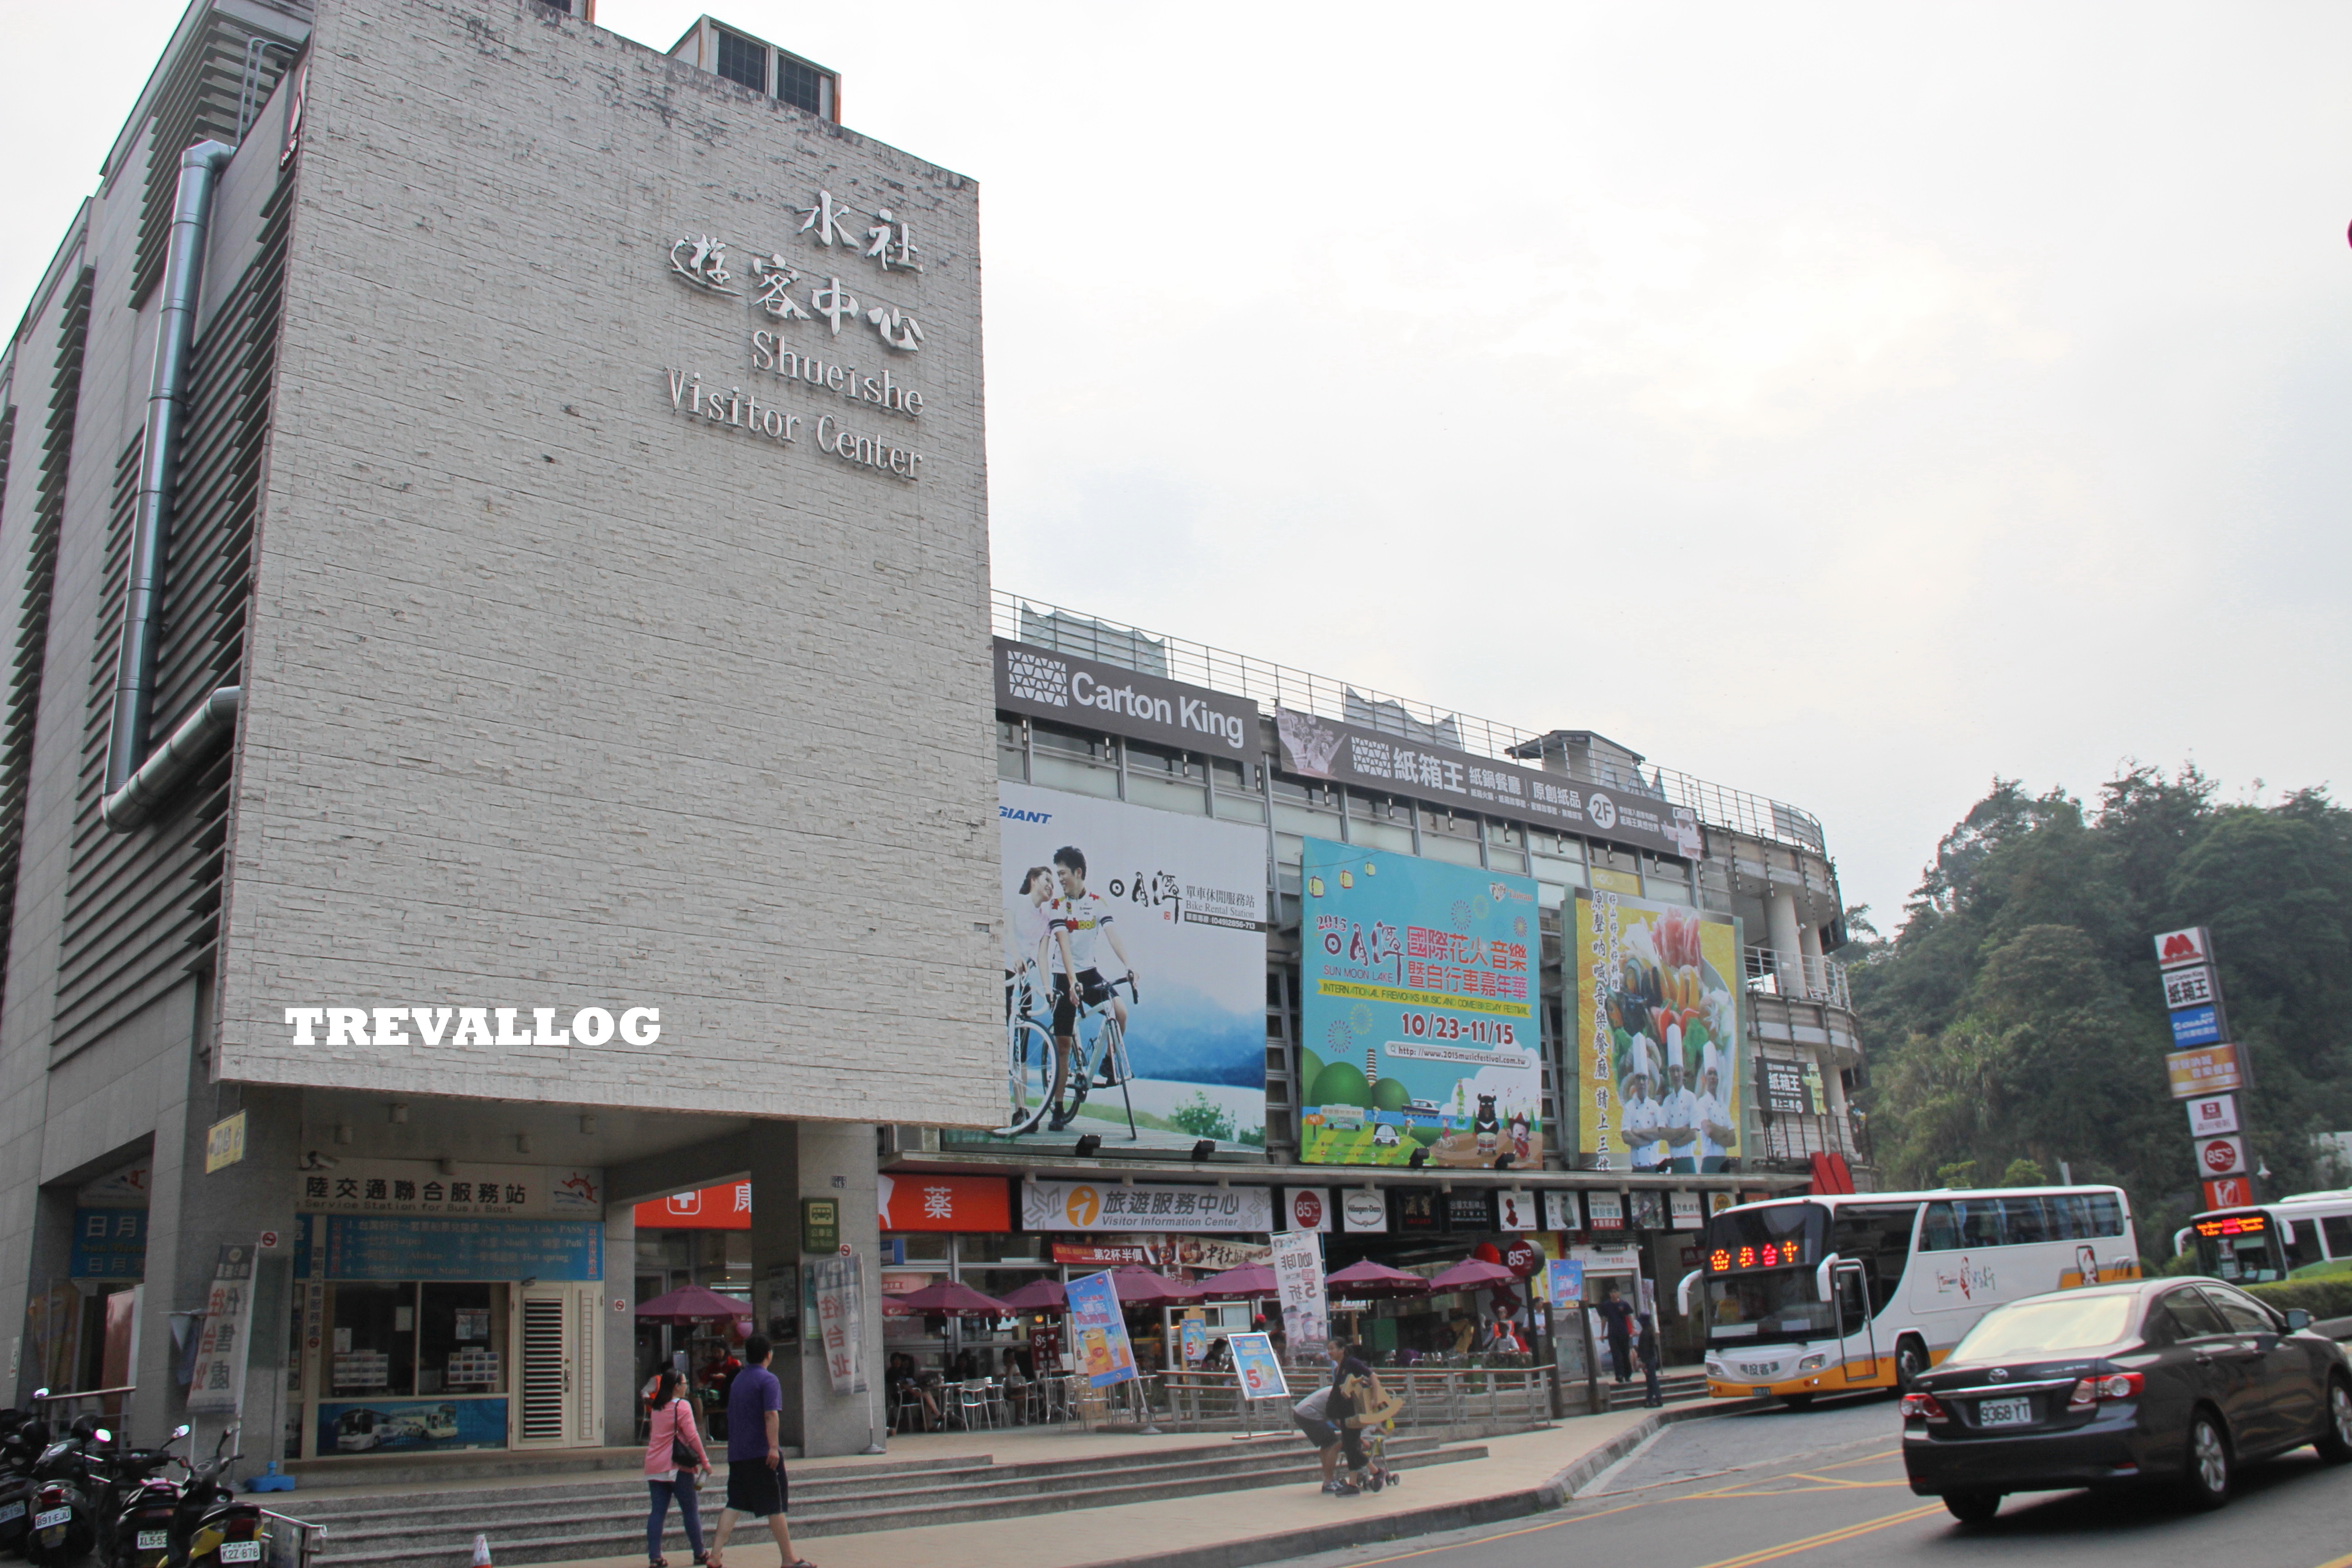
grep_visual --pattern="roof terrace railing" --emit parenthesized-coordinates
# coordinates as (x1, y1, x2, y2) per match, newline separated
(994, 592, 1828, 856)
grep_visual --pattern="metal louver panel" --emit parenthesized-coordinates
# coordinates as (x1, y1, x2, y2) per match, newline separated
(519, 1298, 567, 1443)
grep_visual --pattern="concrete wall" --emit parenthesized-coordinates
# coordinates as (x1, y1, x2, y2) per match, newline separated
(213, 0, 1000, 1130)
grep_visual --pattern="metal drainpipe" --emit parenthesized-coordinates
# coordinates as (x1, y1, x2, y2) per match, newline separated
(101, 139, 241, 835)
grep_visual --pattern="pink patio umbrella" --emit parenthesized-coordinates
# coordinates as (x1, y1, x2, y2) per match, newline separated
(997, 1277, 1068, 1312)
(1425, 1258, 1517, 1294)
(1326, 1259, 1435, 1299)
(1101, 1264, 1200, 1308)
(1192, 1263, 1279, 1301)
(634, 1284, 754, 1323)
(880, 1279, 1014, 1317)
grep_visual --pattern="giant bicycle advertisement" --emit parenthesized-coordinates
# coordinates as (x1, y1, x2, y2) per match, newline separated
(1575, 891, 1742, 1171)
(1297, 840, 1543, 1167)
(984, 782, 1268, 1151)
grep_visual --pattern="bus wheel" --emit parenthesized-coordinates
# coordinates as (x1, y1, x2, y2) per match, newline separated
(1779, 1393, 1814, 1409)
(1896, 1338, 1929, 1392)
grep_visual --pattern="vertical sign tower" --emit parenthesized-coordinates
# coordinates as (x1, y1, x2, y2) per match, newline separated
(2155, 926, 2255, 1208)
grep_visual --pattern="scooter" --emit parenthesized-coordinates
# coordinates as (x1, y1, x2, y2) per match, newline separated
(98, 1423, 191, 1568)
(23, 1413, 106, 1564)
(163, 1425, 268, 1567)
(0, 1403, 51, 1556)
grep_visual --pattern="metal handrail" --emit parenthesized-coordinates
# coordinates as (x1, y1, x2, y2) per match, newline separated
(260, 1509, 327, 1568)
(1151, 1363, 1555, 1436)
(1743, 947, 1852, 1010)
(995, 592, 1829, 854)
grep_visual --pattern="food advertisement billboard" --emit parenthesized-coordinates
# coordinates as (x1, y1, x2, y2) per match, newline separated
(1297, 840, 1542, 1167)
(1576, 891, 1742, 1171)
(989, 783, 1268, 1151)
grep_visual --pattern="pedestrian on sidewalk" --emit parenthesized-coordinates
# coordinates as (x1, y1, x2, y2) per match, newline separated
(644, 1367, 712, 1567)
(1636, 1313, 1663, 1408)
(1595, 1285, 1636, 1383)
(707, 1336, 812, 1568)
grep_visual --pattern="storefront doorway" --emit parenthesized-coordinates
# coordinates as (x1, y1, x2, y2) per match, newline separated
(516, 1284, 601, 1448)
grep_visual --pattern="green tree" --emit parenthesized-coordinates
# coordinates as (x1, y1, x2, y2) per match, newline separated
(1855, 767, 2352, 1253)
(1998, 1158, 2049, 1187)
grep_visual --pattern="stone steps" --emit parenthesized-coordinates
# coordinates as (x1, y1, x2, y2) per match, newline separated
(304, 1434, 1491, 1568)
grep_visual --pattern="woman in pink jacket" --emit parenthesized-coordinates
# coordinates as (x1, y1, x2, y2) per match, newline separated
(645, 1367, 714, 1566)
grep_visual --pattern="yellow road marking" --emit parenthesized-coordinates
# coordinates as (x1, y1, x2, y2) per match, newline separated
(1333, 1451, 1927, 1568)
(1683, 1503, 1948, 1568)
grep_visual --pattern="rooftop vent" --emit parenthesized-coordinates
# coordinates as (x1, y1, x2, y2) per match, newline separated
(668, 15, 839, 121)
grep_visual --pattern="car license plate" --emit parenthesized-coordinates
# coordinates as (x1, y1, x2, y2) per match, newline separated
(32, 1508, 69, 1529)
(1977, 1396, 2032, 1427)
(138, 1530, 169, 1550)
(220, 1542, 263, 1563)
(0, 1500, 21, 1521)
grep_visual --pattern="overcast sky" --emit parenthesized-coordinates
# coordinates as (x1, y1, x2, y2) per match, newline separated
(7, 3, 2349, 930)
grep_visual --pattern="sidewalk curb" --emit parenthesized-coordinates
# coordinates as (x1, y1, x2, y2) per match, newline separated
(1058, 1400, 1769, 1568)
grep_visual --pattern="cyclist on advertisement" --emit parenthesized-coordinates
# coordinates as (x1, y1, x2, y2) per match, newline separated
(1044, 845, 1136, 1132)
(1005, 864, 1055, 1020)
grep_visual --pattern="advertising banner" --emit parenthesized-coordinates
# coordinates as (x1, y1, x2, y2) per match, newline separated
(298, 1161, 605, 1219)
(878, 1173, 1010, 1233)
(2195, 1136, 2248, 1178)
(1545, 1258, 1586, 1307)
(1270, 1230, 1329, 1348)
(995, 639, 1259, 758)
(1272, 710, 1704, 858)
(70, 1209, 147, 1281)
(2203, 1176, 2254, 1210)
(309, 1216, 603, 1282)
(2169, 1006, 2223, 1048)
(2186, 1094, 2239, 1137)
(1339, 1189, 1389, 1234)
(637, 1180, 753, 1230)
(1496, 1190, 1539, 1231)
(1048, 1237, 1271, 1270)
(1066, 1271, 1139, 1387)
(994, 783, 1268, 1150)
(1281, 1189, 1332, 1232)
(1576, 891, 1742, 1171)
(2161, 965, 2218, 1010)
(1022, 1180, 1273, 1235)
(810, 1253, 867, 1396)
(1227, 1332, 1289, 1401)
(318, 1397, 508, 1455)
(185, 1240, 260, 1414)
(1542, 1190, 1581, 1232)
(2154, 926, 2212, 969)
(1297, 840, 1542, 1168)
(2166, 1043, 2244, 1099)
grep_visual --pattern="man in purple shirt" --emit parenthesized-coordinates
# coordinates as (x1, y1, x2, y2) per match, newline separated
(707, 1336, 807, 1568)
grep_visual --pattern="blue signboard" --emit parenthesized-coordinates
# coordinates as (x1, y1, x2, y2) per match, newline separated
(318, 1397, 508, 1454)
(313, 1216, 601, 1282)
(2170, 1005, 2222, 1048)
(70, 1208, 147, 1280)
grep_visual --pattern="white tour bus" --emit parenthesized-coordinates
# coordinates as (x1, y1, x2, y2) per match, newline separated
(2180, 1189, 2352, 1284)
(1678, 1185, 2142, 1406)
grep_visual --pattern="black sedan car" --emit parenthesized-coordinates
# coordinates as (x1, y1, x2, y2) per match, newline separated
(1902, 1276, 2352, 1523)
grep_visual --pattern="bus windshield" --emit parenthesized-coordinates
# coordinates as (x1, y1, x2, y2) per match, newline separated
(1702, 1203, 1833, 1347)
(2193, 1210, 2291, 1283)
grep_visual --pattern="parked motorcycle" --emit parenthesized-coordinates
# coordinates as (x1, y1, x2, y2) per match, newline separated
(23, 1412, 105, 1564)
(96, 1423, 190, 1568)
(0, 1402, 51, 1556)
(161, 1425, 267, 1568)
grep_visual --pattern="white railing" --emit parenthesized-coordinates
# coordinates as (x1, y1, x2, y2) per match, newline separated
(1743, 947, 1851, 1011)
(995, 593, 1829, 855)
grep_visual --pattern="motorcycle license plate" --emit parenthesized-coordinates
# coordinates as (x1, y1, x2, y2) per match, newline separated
(32, 1507, 69, 1529)
(138, 1530, 169, 1550)
(0, 1500, 21, 1520)
(220, 1542, 264, 1563)
(1977, 1396, 2032, 1427)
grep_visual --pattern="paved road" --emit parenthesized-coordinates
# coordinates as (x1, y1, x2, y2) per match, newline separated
(1287, 1392, 2352, 1568)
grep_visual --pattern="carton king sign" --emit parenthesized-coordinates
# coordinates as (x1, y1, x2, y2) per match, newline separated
(995, 639, 1259, 755)
(283, 1005, 661, 1049)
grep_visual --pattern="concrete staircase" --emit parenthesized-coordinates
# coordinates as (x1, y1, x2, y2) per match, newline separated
(1600, 1371, 1710, 1410)
(295, 1434, 1495, 1567)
